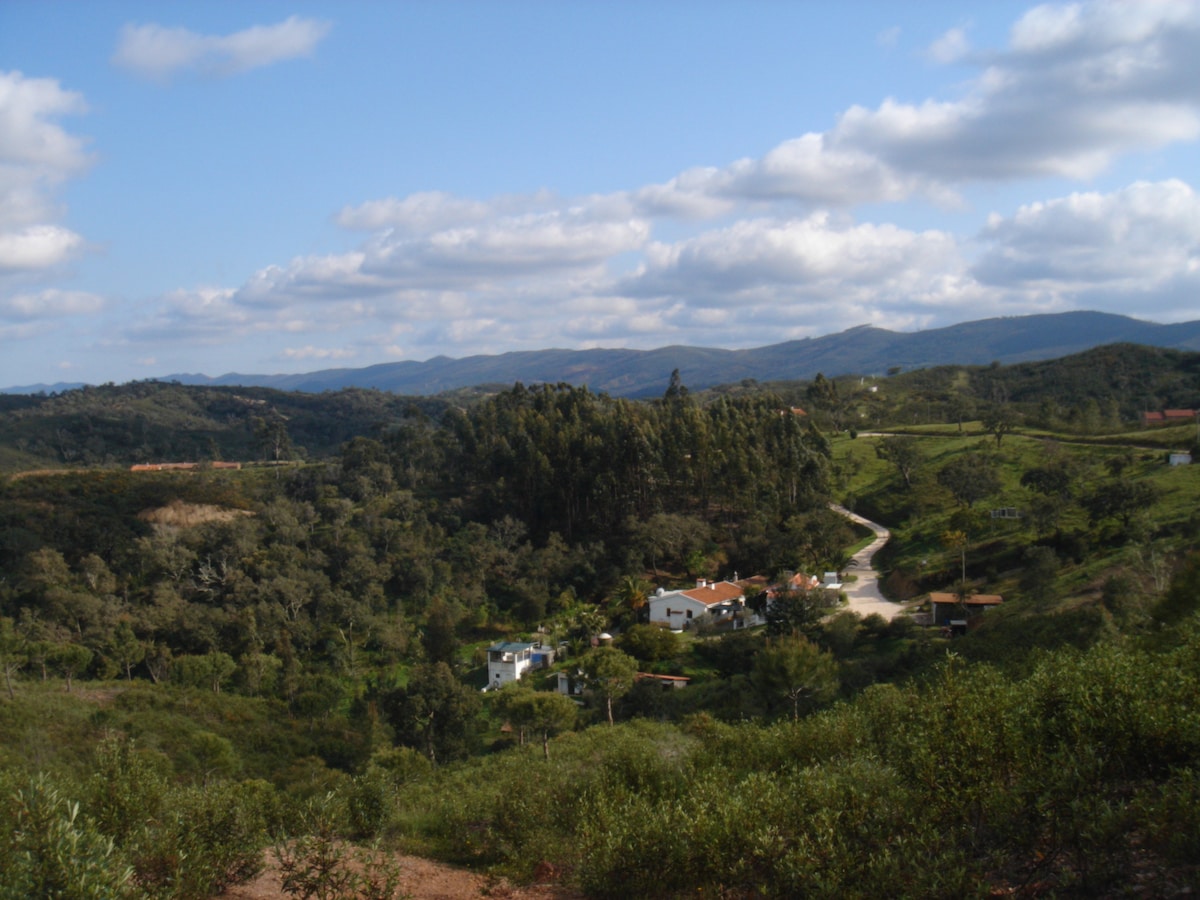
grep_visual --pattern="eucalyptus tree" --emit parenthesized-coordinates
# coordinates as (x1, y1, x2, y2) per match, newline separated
(581, 646, 638, 726)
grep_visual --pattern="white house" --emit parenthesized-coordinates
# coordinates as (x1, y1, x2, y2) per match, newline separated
(648, 579, 749, 630)
(486, 641, 536, 689)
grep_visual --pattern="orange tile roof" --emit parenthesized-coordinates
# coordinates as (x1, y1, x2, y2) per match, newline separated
(680, 581, 744, 606)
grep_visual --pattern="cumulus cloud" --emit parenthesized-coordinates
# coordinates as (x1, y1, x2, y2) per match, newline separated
(113, 16, 331, 80)
(335, 191, 560, 233)
(104, 1, 1200, 372)
(0, 71, 90, 238)
(244, 210, 650, 313)
(629, 138, 931, 214)
(623, 214, 967, 315)
(0, 225, 83, 270)
(832, 1, 1200, 183)
(626, 0, 1200, 211)
(974, 179, 1200, 299)
(0, 288, 104, 321)
(365, 214, 649, 278)
(127, 287, 249, 343)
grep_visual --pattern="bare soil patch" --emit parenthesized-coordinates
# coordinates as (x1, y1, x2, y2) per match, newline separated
(138, 499, 253, 532)
(219, 851, 583, 900)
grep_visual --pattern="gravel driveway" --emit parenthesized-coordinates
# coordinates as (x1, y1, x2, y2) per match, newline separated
(830, 505, 904, 621)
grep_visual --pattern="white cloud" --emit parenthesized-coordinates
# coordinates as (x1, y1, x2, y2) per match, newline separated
(625, 134, 957, 215)
(928, 26, 972, 63)
(0, 72, 88, 173)
(337, 192, 494, 233)
(97, 2, 1200, 374)
(1009, 0, 1198, 53)
(280, 346, 357, 361)
(974, 179, 1200, 304)
(375, 214, 649, 276)
(0, 288, 105, 321)
(242, 210, 650, 314)
(625, 214, 964, 306)
(335, 191, 562, 233)
(127, 287, 249, 343)
(628, 0, 1200, 209)
(0, 71, 90, 239)
(113, 16, 331, 80)
(0, 225, 83, 270)
(311, 0, 1200, 313)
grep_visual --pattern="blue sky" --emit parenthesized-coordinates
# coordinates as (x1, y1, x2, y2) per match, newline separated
(2, 1, 1198, 387)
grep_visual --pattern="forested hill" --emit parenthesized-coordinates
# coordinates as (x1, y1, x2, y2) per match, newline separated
(2, 342, 1200, 471)
(0, 383, 451, 471)
(7, 310, 1200, 397)
(3, 337, 1200, 896)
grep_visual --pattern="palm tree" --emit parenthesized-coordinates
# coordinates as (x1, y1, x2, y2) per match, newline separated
(614, 575, 653, 623)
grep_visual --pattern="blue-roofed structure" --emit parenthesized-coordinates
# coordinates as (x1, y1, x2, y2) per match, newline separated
(486, 641, 540, 689)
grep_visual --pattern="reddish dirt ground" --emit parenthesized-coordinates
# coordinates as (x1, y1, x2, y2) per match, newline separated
(219, 851, 584, 900)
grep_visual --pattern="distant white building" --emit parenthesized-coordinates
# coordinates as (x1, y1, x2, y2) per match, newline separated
(485, 641, 546, 689)
(648, 579, 750, 630)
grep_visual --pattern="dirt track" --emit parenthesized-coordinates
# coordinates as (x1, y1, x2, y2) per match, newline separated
(219, 850, 583, 900)
(830, 504, 905, 621)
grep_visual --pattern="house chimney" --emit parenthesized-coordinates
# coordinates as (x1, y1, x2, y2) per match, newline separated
(696, 578, 706, 589)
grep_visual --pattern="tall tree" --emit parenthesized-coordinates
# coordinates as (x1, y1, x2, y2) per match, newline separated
(107, 620, 145, 681)
(981, 403, 1020, 446)
(937, 456, 1001, 508)
(581, 647, 638, 726)
(524, 691, 577, 759)
(765, 583, 837, 638)
(495, 685, 577, 759)
(50, 642, 93, 692)
(380, 662, 481, 764)
(613, 576, 653, 622)
(875, 436, 923, 489)
(751, 634, 839, 720)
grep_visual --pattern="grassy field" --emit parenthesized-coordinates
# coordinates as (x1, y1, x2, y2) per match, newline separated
(832, 425, 1200, 619)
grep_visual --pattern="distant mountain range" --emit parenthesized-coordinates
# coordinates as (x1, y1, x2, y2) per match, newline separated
(8, 311, 1200, 399)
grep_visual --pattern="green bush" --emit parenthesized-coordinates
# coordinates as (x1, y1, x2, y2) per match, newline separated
(273, 792, 404, 900)
(0, 774, 136, 900)
(128, 786, 267, 898)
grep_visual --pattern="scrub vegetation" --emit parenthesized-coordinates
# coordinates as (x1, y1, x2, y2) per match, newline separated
(1, 344, 1199, 896)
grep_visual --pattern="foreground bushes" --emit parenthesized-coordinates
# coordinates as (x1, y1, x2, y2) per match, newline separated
(2, 627, 1198, 897)
(0, 733, 414, 900)
(388, 627, 1200, 896)
(0, 737, 270, 900)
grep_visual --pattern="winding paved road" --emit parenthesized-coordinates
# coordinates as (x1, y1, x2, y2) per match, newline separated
(830, 504, 904, 621)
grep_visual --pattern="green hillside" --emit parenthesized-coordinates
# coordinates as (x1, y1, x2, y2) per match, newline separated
(1, 351, 1199, 896)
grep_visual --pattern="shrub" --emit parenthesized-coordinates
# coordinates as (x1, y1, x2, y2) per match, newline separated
(0, 775, 136, 900)
(130, 780, 271, 899)
(273, 793, 404, 900)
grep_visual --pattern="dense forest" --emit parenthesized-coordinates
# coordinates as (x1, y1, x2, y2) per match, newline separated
(2, 348, 1200, 897)
(2, 343, 1199, 471)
